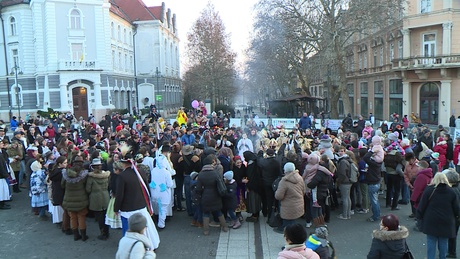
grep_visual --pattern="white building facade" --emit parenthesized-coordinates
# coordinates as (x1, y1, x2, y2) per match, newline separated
(0, 0, 181, 121)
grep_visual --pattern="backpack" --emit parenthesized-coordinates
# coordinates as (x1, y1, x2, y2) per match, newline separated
(272, 175, 283, 192)
(349, 162, 358, 183)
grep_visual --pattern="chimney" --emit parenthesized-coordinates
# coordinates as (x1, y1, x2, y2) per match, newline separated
(160, 2, 165, 23)
(172, 14, 176, 34)
(167, 8, 171, 28)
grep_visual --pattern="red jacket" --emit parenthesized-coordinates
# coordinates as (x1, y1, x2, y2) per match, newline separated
(410, 168, 433, 208)
(433, 142, 447, 171)
(453, 144, 460, 166)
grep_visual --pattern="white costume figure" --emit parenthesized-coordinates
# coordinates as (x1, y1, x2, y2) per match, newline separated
(149, 163, 174, 229)
(237, 134, 254, 161)
(155, 148, 176, 217)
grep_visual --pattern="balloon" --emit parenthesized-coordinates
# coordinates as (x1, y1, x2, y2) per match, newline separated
(191, 100, 199, 109)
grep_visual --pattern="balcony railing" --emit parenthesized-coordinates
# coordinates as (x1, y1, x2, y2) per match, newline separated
(58, 60, 100, 71)
(345, 64, 392, 77)
(392, 55, 460, 70)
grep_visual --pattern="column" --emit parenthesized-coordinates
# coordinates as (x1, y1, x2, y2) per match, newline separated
(440, 80, 452, 126)
(93, 82, 103, 109)
(442, 22, 453, 56)
(43, 74, 50, 109)
(402, 81, 411, 117)
(402, 29, 411, 58)
(59, 83, 70, 111)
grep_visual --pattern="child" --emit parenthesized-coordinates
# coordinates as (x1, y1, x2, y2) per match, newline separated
(30, 160, 49, 220)
(306, 226, 334, 259)
(223, 171, 241, 229)
(371, 136, 384, 163)
(115, 213, 156, 259)
(278, 223, 319, 259)
(190, 172, 203, 228)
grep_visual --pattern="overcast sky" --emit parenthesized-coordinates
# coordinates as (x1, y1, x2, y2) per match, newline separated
(143, 0, 258, 71)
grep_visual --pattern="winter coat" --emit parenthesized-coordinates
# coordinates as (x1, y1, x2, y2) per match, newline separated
(6, 146, 22, 172)
(307, 169, 332, 200)
(363, 152, 382, 185)
(417, 184, 460, 238)
(49, 167, 65, 205)
(275, 170, 305, 220)
(453, 144, 460, 166)
(278, 244, 319, 259)
(384, 150, 404, 176)
(257, 154, 282, 187)
(404, 160, 420, 189)
(223, 180, 237, 210)
(114, 166, 150, 213)
(85, 169, 110, 211)
(298, 116, 311, 130)
(433, 141, 447, 171)
(115, 232, 156, 259)
(244, 151, 263, 194)
(366, 226, 408, 259)
(410, 168, 433, 208)
(336, 156, 352, 185)
(446, 138, 454, 161)
(62, 168, 89, 212)
(197, 164, 223, 212)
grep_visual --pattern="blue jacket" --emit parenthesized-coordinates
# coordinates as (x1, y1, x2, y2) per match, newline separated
(181, 134, 196, 145)
(298, 116, 311, 129)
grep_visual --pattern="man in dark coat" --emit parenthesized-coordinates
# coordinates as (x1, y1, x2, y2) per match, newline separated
(257, 148, 282, 219)
(363, 151, 382, 222)
(342, 113, 353, 131)
(0, 140, 11, 209)
(445, 134, 454, 168)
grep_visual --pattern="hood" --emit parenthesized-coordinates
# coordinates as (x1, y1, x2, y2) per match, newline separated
(285, 171, 301, 184)
(372, 136, 381, 146)
(62, 168, 88, 183)
(417, 168, 433, 178)
(243, 151, 257, 162)
(88, 170, 110, 179)
(372, 226, 409, 241)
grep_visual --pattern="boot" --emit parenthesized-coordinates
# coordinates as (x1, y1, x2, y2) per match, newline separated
(218, 215, 228, 232)
(232, 220, 242, 229)
(191, 220, 198, 227)
(97, 228, 108, 241)
(73, 229, 81, 241)
(203, 217, 210, 236)
(80, 229, 88, 241)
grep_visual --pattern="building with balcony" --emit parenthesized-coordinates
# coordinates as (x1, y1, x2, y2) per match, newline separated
(0, 0, 181, 121)
(309, 0, 460, 126)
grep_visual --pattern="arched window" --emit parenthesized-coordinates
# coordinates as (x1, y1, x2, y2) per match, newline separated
(118, 25, 121, 41)
(129, 31, 132, 45)
(123, 28, 127, 43)
(70, 9, 81, 29)
(11, 84, 23, 107)
(111, 22, 114, 38)
(10, 17, 16, 35)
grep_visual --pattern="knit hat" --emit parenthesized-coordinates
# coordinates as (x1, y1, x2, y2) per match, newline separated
(128, 213, 147, 233)
(315, 226, 328, 239)
(283, 162, 295, 173)
(233, 155, 241, 162)
(223, 171, 233, 181)
(388, 132, 399, 141)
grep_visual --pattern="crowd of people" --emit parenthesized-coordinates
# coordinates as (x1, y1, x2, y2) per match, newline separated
(1, 106, 460, 259)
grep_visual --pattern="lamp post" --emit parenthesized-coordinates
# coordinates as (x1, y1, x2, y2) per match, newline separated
(11, 61, 21, 119)
(155, 67, 162, 112)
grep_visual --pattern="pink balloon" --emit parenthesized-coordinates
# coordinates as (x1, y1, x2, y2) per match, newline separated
(191, 100, 199, 109)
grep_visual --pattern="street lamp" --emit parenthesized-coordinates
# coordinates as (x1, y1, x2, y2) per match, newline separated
(10, 61, 22, 119)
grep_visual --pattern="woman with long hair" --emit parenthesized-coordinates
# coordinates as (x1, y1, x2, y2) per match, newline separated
(49, 156, 71, 235)
(417, 172, 460, 259)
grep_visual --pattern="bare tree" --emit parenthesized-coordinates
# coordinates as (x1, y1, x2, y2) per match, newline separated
(251, 0, 405, 118)
(184, 3, 237, 110)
